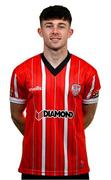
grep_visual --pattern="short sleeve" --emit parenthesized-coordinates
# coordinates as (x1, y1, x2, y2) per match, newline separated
(82, 69, 101, 104)
(10, 68, 27, 104)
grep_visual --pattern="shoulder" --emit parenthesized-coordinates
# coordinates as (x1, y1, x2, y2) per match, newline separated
(70, 54, 97, 74)
(13, 54, 41, 75)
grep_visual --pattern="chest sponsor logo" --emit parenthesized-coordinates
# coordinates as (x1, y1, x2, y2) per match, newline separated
(71, 84, 81, 96)
(29, 86, 42, 92)
(35, 110, 74, 121)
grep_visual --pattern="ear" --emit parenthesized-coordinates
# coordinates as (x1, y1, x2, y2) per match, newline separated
(38, 28, 43, 37)
(68, 28, 74, 38)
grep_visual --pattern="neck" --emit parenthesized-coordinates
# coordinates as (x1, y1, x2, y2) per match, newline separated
(43, 47, 68, 68)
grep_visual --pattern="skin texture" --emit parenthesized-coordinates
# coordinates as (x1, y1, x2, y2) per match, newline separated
(10, 103, 26, 135)
(10, 19, 98, 135)
(82, 103, 97, 129)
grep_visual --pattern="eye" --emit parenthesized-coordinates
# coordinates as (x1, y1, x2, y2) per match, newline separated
(59, 25, 65, 29)
(45, 24, 53, 28)
(58, 24, 67, 29)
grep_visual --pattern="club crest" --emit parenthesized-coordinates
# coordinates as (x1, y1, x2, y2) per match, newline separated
(71, 84, 81, 96)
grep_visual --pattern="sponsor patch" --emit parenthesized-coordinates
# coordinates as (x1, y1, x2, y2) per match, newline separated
(35, 110, 74, 121)
(71, 84, 81, 96)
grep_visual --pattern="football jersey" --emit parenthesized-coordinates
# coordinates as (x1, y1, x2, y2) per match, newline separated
(10, 52, 101, 176)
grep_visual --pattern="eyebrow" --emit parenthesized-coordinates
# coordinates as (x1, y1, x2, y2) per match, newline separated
(44, 22, 53, 25)
(44, 22, 67, 26)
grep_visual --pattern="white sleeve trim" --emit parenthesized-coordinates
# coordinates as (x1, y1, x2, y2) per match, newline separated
(10, 97, 26, 104)
(82, 97, 99, 104)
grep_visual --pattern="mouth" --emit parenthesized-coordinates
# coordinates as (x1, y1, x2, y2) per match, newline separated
(50, 37, 61, 42)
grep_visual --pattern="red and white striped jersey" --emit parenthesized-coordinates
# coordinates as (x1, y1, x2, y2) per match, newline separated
(10, 52, 101, 176)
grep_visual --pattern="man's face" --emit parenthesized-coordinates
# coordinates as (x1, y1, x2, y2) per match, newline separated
(38, 19, 73, 51)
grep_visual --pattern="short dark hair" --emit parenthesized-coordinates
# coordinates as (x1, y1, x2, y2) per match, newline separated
(39, 5, 72, 26)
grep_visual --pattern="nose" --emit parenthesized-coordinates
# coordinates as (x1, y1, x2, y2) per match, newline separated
(52, 27, 59, 34)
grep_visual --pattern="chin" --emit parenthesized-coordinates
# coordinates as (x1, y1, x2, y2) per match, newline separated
(51, 47, 60, 51)
(50, 45, 63, 51)
(47, 44, 64, 51)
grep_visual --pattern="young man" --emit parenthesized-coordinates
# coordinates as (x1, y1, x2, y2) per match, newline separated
(10, 5, 101, 180)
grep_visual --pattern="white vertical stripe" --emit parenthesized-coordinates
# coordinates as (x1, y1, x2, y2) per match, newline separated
(64, 59, 71, 176)
(41, 60, 46, 176)
(32, 58, 35, 173)
(14, 74, 19, 98)
(86, 75, 95, 99)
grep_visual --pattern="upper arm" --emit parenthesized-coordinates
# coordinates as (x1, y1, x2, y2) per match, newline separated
(10, 102, 26, 119)
(82, 103, 97, 117)
(10, 102, 26, 135)
(82, 103, 98, 129)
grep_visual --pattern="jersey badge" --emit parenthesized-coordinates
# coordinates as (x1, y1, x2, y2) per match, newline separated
(71, 84, 81, 96)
